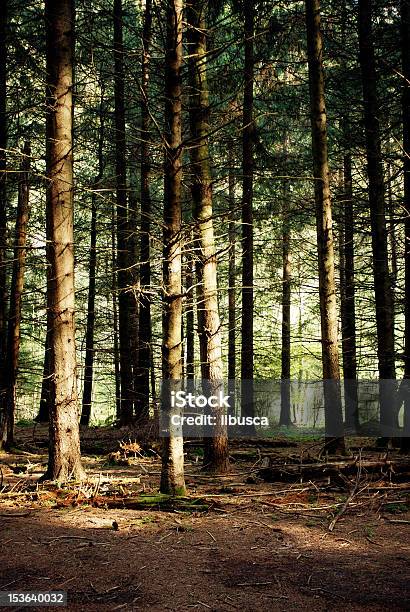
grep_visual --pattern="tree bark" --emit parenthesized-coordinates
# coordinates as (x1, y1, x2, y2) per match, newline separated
(134, 0, 153, 423)
(128, 168, 140, 417)
(111, 206, 122, 422)
(387, 159, 398, 290)
(80, 188, 97, 427)
(305, 0, 345, 453)
(0, 141, 30, 450)
(279, 168, 291, 427)
(340, 152, 359, 431)
(358, 0, 396, 435)
(241, 0, 255, 431)
(228, 142, 236, 416)
(185, 234, 195, 385)
(43, 0, 85, 481)
(188, 0, 229, 473)
(401, 0, 410, 451)
(81, 99, 104, 426)
(160, 0, 186, 496)
(339, 0, 358, 433)
(114, 0, 133, 425)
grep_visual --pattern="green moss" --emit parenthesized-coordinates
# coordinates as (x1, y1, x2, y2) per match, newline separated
(383, 502, 409, 514)
(106, 493, 209, 512)
(16, 418, 34, 428)
(172, 485, 187, 497)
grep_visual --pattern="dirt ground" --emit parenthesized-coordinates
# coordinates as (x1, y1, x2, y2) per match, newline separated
(0, 426, 409, 611)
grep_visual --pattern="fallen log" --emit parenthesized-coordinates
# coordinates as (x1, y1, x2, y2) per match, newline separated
(257, 459, 410, 483)
(184, 438, 298, 449)
(92, 493, 211, 512)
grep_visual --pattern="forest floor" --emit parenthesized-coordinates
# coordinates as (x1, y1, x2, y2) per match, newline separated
(0, 425, 409, 611)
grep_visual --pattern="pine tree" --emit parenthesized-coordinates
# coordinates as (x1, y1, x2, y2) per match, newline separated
(0, 141, 30, 449)
(43, 0, 85, 481)
(241, 0, 255, 431)
(305, 0, 345, 453)
(114, 0, 134, 425)
(401, 0, 410, 450)
(135, 0, 153, 422)
(358, 0, 396, 438)
(160, 0, 186, 496)
(188, 0, 229, 473)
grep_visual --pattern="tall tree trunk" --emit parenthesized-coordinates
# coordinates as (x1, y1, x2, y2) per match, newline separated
(135, 0, 153, 422)
(43, 0, 85, 481)
(188, 0, 229, 473)
(387, 159, 398, 290)
(340, 151, 359, 431)
(358, 0, 396, 436)
(0, 0, 8, 400)
(401, 0, 410, 450)
(111, 206, 122, 421)
(0, 141, 30, 450)
(305, 0, 345, 453)
(114, 0, 133, 425)
(160, 0, 186, 496)
(228, 142, 236, 416)
(81, 100, 104, 426)
(339, 0, 358, 433)
(80, 188, 97, 427)
(128, 168, 140, 416)
(279, 169, 291, 427)
(180, 282, 185, 378)
(241, 0, 255, 431)
(185, 236, 195, 385)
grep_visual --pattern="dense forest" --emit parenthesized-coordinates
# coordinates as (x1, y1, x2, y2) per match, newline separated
(0, 0, 409, 493)
(1, 2, 410, 609)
